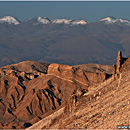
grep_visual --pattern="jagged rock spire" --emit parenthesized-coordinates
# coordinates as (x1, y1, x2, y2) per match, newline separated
(113, 51, 128, 79)
(116, 51, 122, 73)
(113, 64, 116, 79)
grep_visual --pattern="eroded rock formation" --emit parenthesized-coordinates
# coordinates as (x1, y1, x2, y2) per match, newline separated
(116, 51, 123, 73)
(0, 61, 111, 129)
(113, 51, 127, 79)
(48, 63, 107, 86)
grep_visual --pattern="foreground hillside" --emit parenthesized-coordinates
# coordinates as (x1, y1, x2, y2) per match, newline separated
(27, 51, 130, 129)
(0, 60, 112, 129)
(1, 51, 130, 129)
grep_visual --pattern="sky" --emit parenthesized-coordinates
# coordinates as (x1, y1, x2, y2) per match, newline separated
(0, 1, 130, 23)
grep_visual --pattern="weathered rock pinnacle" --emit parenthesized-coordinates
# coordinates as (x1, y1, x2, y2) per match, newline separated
(114, 51, 127, 79)
(113, 64, 116, 79)
(116, 51, 122, 74)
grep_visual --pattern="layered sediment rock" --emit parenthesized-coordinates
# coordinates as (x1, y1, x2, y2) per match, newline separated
(48, 63, 106, 86)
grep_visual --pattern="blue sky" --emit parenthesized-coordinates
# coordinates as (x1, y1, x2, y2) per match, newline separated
(0, 1, 130, 23)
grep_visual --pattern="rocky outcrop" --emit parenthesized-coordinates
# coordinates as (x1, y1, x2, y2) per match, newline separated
(48, 63, 107, 86)
(116, 51, 123, 73)
(113, 51, 127, 79)
(113, 64, 116, 79)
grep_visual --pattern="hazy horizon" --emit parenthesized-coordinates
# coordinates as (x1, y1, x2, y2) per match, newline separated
(0, 1, 130, 23)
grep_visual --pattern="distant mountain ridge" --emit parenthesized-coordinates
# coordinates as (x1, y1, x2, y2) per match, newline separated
(0, 15, 130, 67)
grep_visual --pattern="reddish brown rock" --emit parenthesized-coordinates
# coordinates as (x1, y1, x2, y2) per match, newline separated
(0, 61, 110, 129)
(113, 64, 116, 79)
(28, 51, 130, 130)
(116, 51, 127, 74)
(116, 51, 122, 73)
(48, 63, 106, 86)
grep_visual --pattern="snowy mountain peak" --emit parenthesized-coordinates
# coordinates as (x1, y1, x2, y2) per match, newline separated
(99, 16, 130, 25)
(0, 16, 20, 25)
(118, 18, 130, 24)
(52, 19, 87, 25)
(99, 17, 116, 23)
(52, 19, 72, 24)
(37, 17, 51, 24)
(71, 20, 87, 25)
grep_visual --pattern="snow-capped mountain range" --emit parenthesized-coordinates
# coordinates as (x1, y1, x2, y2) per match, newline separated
(0, 16, 88, 26)
(0, 16, 130, 26)
(31, 17, 88, 25)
